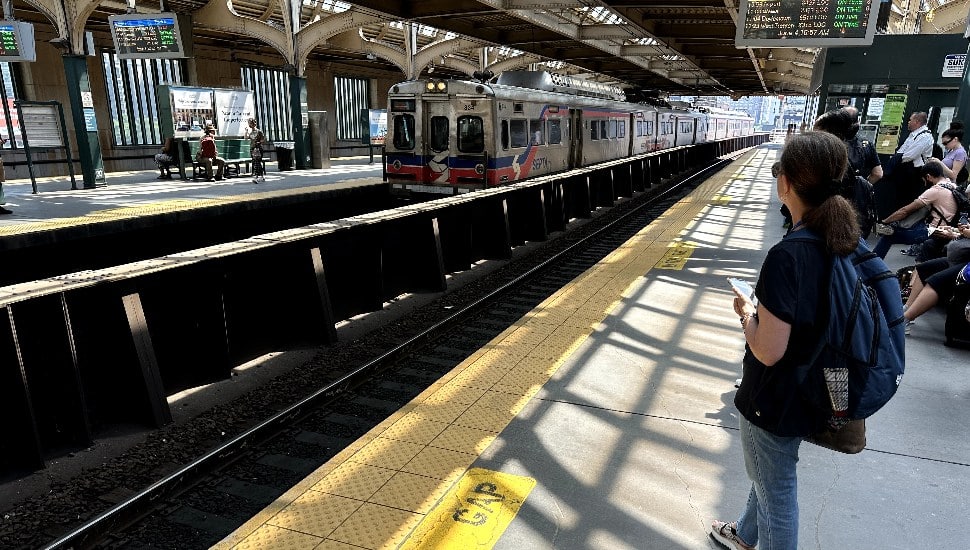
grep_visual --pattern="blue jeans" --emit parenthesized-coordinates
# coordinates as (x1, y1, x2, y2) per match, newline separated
(872, 222, 929, 258)
(734, 416, 802, 550)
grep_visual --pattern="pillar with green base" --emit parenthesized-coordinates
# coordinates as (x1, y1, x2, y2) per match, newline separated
(63, 55, 106, 189)
(289, 74, 309, 169)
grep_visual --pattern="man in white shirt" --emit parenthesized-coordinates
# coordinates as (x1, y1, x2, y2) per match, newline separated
(897, 111, 934, 167)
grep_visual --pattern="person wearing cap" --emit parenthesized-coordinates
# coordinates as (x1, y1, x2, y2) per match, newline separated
(199, 125, 225, 181)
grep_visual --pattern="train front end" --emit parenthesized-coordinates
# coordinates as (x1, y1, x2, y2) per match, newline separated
(385, 79, 493, 197)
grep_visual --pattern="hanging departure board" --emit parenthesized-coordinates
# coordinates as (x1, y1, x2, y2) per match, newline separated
(735, 0, 880, 48)
(108, 13, 184, 59)
(0, 21, 36, 62)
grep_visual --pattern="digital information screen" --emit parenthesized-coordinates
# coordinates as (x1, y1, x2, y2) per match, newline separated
(735, 0, 879, 48)
(109, 13, 184, 59)
(0, 21, 35, 62)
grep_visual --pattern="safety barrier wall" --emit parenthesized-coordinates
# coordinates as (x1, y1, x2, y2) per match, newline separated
(0, 134, 766, 476)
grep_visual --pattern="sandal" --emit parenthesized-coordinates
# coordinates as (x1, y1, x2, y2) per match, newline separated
(710, 520, 755, 550)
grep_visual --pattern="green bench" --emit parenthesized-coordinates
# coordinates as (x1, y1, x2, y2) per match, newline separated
(176, 138, 253, 180)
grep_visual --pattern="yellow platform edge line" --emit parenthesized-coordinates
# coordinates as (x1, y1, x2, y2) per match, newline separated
(211, 150, 759, 550)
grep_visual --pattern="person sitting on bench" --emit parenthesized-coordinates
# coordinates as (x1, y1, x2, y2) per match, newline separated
(155, 136, 175, 179)
(198, 126, 225, 181)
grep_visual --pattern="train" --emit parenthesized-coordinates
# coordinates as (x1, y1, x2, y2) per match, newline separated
(383, 70, 755, 196)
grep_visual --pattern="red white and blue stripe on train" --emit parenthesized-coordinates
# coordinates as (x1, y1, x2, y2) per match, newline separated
(384, 71, 754, 195)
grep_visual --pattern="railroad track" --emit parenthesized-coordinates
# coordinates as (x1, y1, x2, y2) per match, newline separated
(38, 153, 742, 549)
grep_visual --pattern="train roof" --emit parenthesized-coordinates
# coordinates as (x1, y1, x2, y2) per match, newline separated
(494, 71, 626, 102)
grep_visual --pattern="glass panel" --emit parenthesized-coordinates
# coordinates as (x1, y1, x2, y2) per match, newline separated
(510, 119, 528, 147)
(502, 119, 509, 149)
(530, 119, 543, 145)
(393, 114, 415, 149)
(590, 120, 598, 140)
(430, 116, 449, 152)
(548, 119, 562, 144)
(609, 119, 617, 139)
(458, 115, 484, 153)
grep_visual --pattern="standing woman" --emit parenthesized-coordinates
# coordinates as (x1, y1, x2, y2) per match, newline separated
(245, 117, 265, 184)
(711, 131, 862, 550)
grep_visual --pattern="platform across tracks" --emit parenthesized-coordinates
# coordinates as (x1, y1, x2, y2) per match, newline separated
(212, 145, 970, 549)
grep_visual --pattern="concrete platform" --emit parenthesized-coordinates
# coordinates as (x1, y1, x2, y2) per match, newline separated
(214, 144, 969, 550)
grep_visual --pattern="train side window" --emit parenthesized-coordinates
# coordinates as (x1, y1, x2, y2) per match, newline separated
(548, 119, 562, 145)
(530, 119, 544, 145)
(510, 119, 528, 148)
(600, 120, 608, 140)
(501, 120, 509, 150)
(609, 120, 617, 139)
(645, 121, 654, 136)
(458, 115, 484, 153)
(393, 114, 415, 150)
(430, 116, 449, 152)
(590, 120, 598, 141)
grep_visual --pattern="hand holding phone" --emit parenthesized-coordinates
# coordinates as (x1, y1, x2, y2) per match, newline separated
(727, 277, 754, 300)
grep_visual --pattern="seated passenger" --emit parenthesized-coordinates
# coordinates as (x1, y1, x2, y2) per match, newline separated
(155, 136, 175, 179)
(872, 161, 958, 259)
(198, 126, 225, 181)
(903, 260, 969, 335)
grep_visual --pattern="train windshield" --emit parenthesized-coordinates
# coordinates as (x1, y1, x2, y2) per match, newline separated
(393, 115, 415, 150)
(458, 116, 484, 153)
(430, 116, 449, 152)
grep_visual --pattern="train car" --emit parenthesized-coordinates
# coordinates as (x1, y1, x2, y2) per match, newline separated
(384, 71, 754, 196)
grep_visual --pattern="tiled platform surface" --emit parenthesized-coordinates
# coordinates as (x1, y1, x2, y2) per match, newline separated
(214, 145, 970, 550)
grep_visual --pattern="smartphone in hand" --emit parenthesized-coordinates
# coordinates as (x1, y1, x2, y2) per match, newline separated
(727, 277, 754, 299)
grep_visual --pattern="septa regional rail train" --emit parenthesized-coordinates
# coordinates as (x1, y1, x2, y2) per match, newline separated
(384, 70, 755, 196)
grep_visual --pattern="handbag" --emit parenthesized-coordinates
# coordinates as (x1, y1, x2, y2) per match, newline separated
(896, 205, 928, 229)
(806, 419, 866, 454)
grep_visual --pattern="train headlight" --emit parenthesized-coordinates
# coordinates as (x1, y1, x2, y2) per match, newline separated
(392, 160, 402, 170)
(436, 81, 447, 92)
(475, 163, 485, 175)
(426, 82, 435, 91)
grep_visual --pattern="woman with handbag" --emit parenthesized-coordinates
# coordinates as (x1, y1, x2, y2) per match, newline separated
(871, 161, 958, 259)
(711, 132, 863, 550)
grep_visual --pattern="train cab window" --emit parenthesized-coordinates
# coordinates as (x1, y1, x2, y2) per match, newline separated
(458, 116, 484, 153)
(530, 119, 544, 145)
(590, 120, 599, 141)
(393, 114, 415, 150)
(600, 120, 608, 140)
(548, 119, 562, 145)
(618, 121, 626, 138)
(510, 119, 528, 148)
(430, 116, 449, 152)
(609, 120, 617, 139)
(502, 120, 509, 150)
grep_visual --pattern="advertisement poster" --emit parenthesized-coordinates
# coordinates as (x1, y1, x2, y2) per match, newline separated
(875, 93, 907, 154)
(368, 109, 387, 145)
(214, 89, 255, 137)
(170, 87, 213, 139)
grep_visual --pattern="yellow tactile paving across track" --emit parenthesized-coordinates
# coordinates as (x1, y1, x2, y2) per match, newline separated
(212, 150, 758, 550)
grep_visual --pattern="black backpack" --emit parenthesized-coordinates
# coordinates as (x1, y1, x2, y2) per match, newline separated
(840, 171, 877, 233)
(929, 182, 970, 226)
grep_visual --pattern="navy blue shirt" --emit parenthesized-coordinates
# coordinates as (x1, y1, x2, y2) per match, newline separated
(734, 230, 829, 436)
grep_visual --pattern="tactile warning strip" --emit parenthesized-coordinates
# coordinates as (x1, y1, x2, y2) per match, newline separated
(212, 150, 758, 550)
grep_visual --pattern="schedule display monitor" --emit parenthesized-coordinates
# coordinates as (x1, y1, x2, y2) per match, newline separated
(0, 21, 36, 62)
(109, 13, 184, 59)
(735, 0, 880, 48)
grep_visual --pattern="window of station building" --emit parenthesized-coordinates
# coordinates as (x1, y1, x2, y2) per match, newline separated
(509, 119, 528, 148)
(333, 75, 368, 142)
(430, 116, 449, 152)
(530, 119, 544, 145)
(101, 52, 183, 146)
(393, 114, 415, 149)
(242, 66, 294, 141)
(0, 62, 22, 149)
(457, 115, 484, 153)
(548, 119, 562, 145)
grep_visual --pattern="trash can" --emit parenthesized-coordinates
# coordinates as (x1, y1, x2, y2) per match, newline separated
(275, 141, 295, 171)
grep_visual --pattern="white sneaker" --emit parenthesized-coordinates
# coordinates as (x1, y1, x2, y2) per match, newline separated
(711, 520, 755, 550)
(905, 320, 915, 335)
